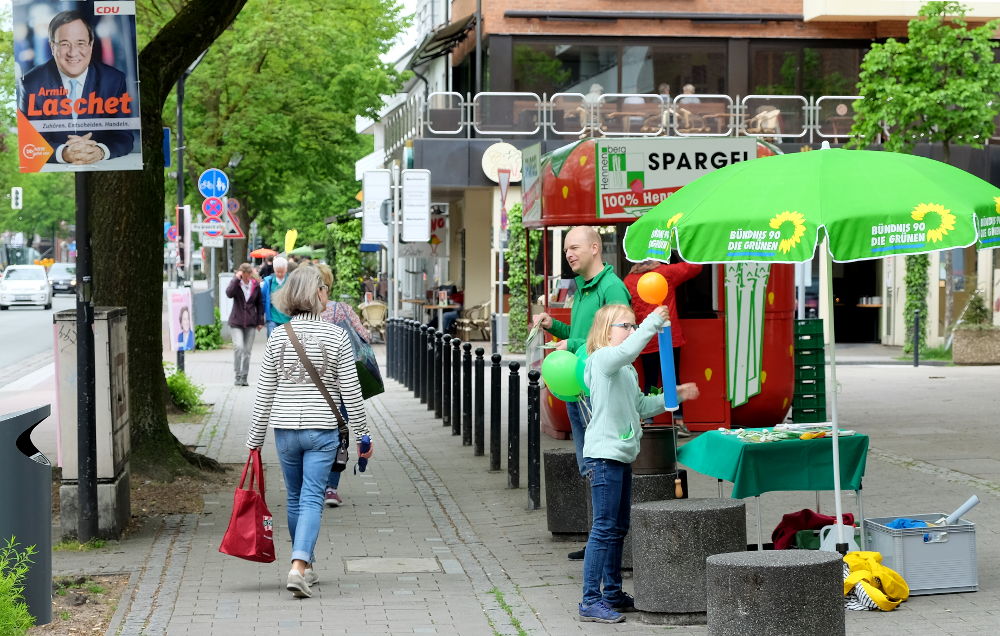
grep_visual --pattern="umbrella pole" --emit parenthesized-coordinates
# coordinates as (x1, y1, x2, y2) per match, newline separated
(824, 245, 848, 553)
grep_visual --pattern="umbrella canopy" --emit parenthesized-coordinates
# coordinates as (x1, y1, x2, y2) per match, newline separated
(249, 248, 277, 259)
(289, 245, 315, 256)
(622, 147, 1000, 551)
(624, 149, 998, 265)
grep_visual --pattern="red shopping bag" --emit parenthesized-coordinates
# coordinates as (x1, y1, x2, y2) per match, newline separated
(219, 449, 275, 563)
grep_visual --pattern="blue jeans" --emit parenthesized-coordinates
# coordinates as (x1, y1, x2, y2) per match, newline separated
(566, 397, 591, 475)
(274, 428, 339, 563)
(266, 321, 277, 338)
(581, 458, 632, 607)
(326, 469, 341, 490)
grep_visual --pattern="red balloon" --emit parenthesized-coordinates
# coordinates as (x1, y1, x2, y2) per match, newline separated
(637, 272, 669, 305)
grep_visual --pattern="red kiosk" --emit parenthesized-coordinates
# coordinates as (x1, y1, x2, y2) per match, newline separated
(520, 138, 795, 439)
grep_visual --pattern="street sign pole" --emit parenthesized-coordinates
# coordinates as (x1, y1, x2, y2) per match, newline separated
(391, 164, 401, 319)
(74, 172, 98, 542)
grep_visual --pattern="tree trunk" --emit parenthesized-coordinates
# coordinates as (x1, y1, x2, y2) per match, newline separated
(90, 0, 248, 476)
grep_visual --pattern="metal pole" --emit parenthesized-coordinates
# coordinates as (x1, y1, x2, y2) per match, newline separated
(474, 347, 485, 456)
(175, 73, 186, 372)
(913, 309, 921, 368)
(75, 172, 98, 542)
(507, 361, 520, 489)
(451, 339, 462, 436)
(527, 369, 541, 509)
(416, 324, 427, 399)
(475, 0, 482, 95)
(390, 164, 401, 318)
(462, 343, 473, 446)
(490, 353, 502, 471)
(442, 335, 453, 428)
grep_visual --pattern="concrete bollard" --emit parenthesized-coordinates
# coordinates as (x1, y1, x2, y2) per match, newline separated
(706, 550, 845, 636)
(543, 448, 590, 538)
(632, 498, 746, 625)
(621, 472, 679, 569)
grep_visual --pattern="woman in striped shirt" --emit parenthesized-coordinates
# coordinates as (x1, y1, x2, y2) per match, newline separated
(246, 266, 373, 599)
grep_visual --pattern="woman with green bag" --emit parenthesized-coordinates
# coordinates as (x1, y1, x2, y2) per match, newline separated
(315, 264, 385, 507)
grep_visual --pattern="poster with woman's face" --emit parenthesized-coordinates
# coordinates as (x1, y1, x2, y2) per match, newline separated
(169, 288, 194, 351)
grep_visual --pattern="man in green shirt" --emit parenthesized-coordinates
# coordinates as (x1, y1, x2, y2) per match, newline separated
(534, 226, 630, 560)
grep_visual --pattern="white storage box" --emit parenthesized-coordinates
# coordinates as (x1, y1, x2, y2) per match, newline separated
(863, 514, 977, 596)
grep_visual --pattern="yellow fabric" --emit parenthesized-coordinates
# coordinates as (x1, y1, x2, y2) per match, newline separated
(843, 551, 910, 611)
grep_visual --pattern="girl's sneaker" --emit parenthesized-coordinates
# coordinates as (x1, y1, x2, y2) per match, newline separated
(578, 600, 625, 623)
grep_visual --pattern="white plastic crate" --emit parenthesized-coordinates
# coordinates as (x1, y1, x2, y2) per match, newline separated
(863, 513, 977, 596)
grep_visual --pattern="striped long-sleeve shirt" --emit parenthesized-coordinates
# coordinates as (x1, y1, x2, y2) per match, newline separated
(246, 314, 369, 449)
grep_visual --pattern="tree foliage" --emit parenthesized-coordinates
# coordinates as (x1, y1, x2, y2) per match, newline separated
(327, 218, 363, 300)
(849, 1, 1000, 161)
(505, 203, 542, 354)
(168, 0, 407, 250)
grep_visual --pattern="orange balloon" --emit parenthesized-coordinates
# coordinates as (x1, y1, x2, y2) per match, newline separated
(637, 272, 669, 305)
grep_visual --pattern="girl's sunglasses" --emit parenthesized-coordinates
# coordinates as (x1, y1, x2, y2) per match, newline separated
(611, 322, 639, 331)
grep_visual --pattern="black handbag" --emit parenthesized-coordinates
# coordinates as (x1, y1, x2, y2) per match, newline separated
(283, 323, 350, 472)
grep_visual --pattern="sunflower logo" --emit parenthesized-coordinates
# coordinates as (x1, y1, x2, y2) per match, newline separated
(911, 203, 956, 243)
(769, 211, 807, 254)
(994, 196, 1000, 214)
(666, 213, 683, 229)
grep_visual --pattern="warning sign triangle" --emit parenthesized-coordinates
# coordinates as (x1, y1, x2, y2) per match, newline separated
(223, 210, 245, 239)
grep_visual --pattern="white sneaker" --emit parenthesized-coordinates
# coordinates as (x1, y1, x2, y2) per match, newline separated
(286, 569, 312, 598)
(304, 567, 319, 586)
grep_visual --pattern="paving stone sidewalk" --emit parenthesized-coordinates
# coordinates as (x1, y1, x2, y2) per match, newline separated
(49, 337, 1000, 635)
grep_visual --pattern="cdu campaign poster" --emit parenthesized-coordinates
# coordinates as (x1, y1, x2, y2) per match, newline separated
(13, 0, 143, 172)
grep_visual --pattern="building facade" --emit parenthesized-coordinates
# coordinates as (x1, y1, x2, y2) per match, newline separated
(358, 0, 1000, 345)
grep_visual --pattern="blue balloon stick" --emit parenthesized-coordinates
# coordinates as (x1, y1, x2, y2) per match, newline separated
(658, 327, 679, 411)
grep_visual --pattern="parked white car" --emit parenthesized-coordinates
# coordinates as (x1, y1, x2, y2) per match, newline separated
(0, 265, 53, 310)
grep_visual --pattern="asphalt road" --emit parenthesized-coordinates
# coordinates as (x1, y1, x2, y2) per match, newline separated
(0, 294, 75, 381)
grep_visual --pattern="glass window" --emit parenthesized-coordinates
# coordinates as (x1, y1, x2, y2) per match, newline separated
(626, 43, 727, 97)
(512, 43, 619, 95)
(751, 45, 864, 97)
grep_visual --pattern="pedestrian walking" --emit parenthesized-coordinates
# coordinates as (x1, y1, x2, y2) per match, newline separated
(246, 266, 374, 599)
(623, 259, 702, 436)
(577, 304, 698, 623)
(226, 263, 265, 386)
(315, 263, 370, 507)
(262, 256, 291, 337)
(532, 225, 631, 560)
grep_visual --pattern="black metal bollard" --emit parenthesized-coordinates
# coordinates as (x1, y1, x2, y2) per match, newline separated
(474, 348, 485, 457)
(424, 327, 436, 408)
(490, 353, 502, 471)
(913, 309, 920, 368)
(462, 343, 473, 446)
(391, 318, 399, 380)
(410, 320, 420, 392)
(508, 361, 520, 489)
(442, 335, 452, 428)
(418, 325, 428, 401)
(527, 370, 541, 510)
(385, 318, 393, 380)
(405, 320, 416, 390)
(434, 331, 444, 418)
(401, 320, 411, 389)
(451, 339, 462, 436)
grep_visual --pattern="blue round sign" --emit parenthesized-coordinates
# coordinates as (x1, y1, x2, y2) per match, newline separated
(198, 168, 230, 198)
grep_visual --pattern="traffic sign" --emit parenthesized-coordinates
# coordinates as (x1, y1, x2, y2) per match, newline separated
(201, 234, 224, 248)
(202, 196, 224, 217)
(227, 198, 240, 214)
(198, 168, 230, 198)
(191, 220, 223, 236)
(166, 225, 178, 241)
(223, 209, 245, 239)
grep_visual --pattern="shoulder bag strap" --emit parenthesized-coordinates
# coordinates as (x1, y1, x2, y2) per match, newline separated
(283, 323, 350, 441)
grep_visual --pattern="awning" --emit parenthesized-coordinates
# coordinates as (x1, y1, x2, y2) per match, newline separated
(408, 15, 476, 68)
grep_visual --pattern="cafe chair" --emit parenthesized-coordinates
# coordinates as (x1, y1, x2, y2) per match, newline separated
(456, 302, 491, 341)
(360, 302, 388, 343)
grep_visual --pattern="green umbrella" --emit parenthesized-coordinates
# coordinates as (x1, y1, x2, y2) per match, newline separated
(623, 147, 1000, 551)
(289, 245, 315, 256)
(623, 148, 998, 264)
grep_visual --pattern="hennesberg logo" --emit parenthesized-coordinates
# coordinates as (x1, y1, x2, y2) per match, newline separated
(22, 144, 52, 160)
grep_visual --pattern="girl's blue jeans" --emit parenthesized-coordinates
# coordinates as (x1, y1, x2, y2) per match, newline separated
(274, 427, 339, 564)
(581, 457, 632, 606)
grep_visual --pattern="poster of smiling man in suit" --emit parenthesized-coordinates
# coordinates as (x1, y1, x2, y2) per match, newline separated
(14, 1, 142, 172)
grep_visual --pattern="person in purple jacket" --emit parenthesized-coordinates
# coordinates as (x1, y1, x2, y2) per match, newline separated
(227, 263, 265, 386)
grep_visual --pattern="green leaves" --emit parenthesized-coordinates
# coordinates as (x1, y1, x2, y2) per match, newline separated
(850, 1, 1000, 158)
(505, 203, 542, 354)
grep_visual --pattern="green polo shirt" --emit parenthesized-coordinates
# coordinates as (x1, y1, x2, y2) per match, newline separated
(549, 264, 631, 352)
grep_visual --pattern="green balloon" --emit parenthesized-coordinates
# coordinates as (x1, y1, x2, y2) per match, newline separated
(541, 349, 583, 396)
(549, 389, 579, 403)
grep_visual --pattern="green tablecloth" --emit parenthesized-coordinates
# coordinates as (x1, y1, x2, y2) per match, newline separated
(677, 429, 869, 499)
